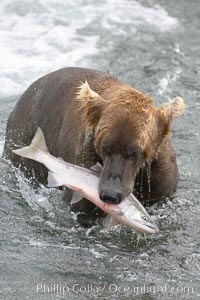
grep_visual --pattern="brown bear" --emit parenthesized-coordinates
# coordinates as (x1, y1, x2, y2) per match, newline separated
(3, 67, 185, 223)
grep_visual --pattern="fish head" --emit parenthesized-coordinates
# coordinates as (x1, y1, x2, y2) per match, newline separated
(106, 196, 160, 234)
(122, 203, 160, 234)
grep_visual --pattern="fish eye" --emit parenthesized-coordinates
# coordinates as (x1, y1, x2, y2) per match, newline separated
(142, 216, 148, 221)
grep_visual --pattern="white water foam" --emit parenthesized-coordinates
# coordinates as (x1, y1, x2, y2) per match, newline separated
(99, 0, 177, 33)
(0, 0, 178, 97)
(158, 66, 182, 96)
(0, 140, 4, 156)
(0, 0, 99, 97)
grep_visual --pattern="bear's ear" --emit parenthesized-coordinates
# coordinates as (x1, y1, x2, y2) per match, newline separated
(159, 96, 185, 125)
(76, 80, 106, 128)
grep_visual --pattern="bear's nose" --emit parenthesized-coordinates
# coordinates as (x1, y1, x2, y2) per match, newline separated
(100, 190, 122, 204)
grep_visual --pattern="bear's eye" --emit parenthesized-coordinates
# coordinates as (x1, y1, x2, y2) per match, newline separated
(128, 151, 138, 160)
(127, 148, 144, 161)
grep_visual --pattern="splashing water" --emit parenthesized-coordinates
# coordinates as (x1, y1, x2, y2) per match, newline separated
(146, 161, 152, 194)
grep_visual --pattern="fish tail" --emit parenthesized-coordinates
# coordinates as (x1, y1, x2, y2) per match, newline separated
(12, 127, 48, 161)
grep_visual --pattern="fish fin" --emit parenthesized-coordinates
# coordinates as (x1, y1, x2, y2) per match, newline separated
(12, 127, 47, 161)
(90, 162, 103, 173)
(71, 191, 83, 204)
(48, 172, 64, 187)
(103, 215, 120, 227)
(65, 185, 84, 194)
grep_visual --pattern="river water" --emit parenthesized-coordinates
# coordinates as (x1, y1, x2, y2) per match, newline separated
(0, 0, 199, 299)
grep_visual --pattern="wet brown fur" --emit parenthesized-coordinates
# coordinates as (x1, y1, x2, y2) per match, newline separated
(76, 81, 182, 162)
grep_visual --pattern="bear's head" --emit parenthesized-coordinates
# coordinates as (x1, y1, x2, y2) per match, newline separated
(77, 81, 185, 204)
